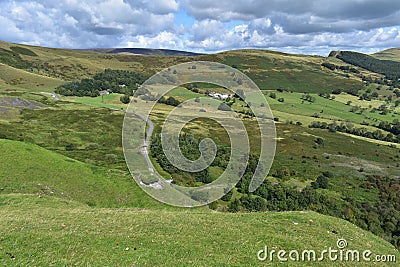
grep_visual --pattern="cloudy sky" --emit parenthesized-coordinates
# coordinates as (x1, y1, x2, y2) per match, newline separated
(0, 0, 399, 55)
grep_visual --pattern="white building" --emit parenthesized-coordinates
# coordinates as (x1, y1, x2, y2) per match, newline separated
(208, 92, 232, 100)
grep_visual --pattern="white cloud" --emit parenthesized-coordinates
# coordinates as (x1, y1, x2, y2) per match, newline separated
(0, 0, 399, 55)
(125, 31, 182, 49)
(0, 0, 178, 48)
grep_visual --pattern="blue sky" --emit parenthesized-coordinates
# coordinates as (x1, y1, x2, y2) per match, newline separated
(0, 0, 399, 55)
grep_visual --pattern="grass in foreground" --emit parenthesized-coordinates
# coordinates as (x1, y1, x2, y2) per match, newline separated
(0, 194, 398, 266)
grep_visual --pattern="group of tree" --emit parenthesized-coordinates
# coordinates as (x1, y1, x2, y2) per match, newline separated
(377, 119, 400, 136)
(309, 121, 400, 143)
(321, 62, 360, 74)
(150, 133, 230, 186)
(159, 96, 181, 107)
(336, 51, 400, 80)
(318, 92, 334, 100)
(55, 69, 148, 97)
(301, 93, 316, 103)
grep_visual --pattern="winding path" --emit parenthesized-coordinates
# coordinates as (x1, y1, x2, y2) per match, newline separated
(133, 112, 155, 173)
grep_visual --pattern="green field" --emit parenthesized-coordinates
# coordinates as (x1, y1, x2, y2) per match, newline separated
(265, 91, 397, 126)
(0, 138, 167, 209)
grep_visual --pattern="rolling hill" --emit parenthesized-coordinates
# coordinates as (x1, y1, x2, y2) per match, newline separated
(0, 41, 400, 265)
(79, 47, 203, 56)
(373, 48, 400, 62)
(0, 40, 365, 93)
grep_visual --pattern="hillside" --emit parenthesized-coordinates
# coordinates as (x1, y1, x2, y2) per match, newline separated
(1, 194, 398, 266)
(0, 138, 167, 209)
(329, 50, 400, 80)
(0, 139, 398, 266)
(79, 47, 203, 56)
(0, 40, 365, 93)
(373, 48, 400, 62)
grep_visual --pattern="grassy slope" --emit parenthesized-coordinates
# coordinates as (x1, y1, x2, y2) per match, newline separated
(0, 139, 398, 266)
(215, 50, 364, 92)
(372, 48, 400, 62)
(0, 63, 64, 92)
(1, 194, 398, 266)
(0, 138, 168, 209)
(265, 91, 397, 125)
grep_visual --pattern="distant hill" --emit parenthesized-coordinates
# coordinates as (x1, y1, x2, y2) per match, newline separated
(372, 48, 400, 62)
(0, 40, 365, 93)
(329, 50, 400, 79)
(79, 47, 203, 56)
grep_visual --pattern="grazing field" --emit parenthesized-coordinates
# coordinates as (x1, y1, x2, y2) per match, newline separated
(0, 63, 64, 92)
(265, 91, 397, 125)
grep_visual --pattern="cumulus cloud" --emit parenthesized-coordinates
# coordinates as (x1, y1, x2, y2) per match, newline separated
(0, 0, 179, 48)
(182, 0, 400, 33)
(0, 0, 399, 55)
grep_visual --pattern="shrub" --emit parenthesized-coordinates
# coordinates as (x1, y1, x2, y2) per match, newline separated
(311, 175, 329, 189)
(120, 94, 130, 104)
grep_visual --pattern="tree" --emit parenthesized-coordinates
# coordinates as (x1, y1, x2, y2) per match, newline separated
(65, 143, 76, 151)
(314, 137, 324, 146)
(311, 175, 329, 189)
(228, 198, 241, 212)
(221, 189, 233, 201)
(159, 96, 181, 107)
(120, 94, 130, 104)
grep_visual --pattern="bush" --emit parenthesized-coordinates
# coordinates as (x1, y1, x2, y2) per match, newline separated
(311, 175, 329, 189)
(159, 96, 181, 107)
(120, 94, 130, 104)
(221, 189, 233, 201)
(86, 143, 99, 150)
(228, 198, 241, 212)
(65, 143, 76, 151)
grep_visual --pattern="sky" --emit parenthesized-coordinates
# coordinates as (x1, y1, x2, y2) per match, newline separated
(0, 0, 399, 55)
